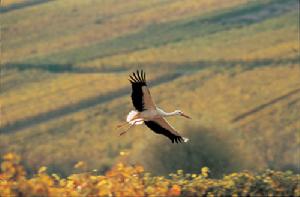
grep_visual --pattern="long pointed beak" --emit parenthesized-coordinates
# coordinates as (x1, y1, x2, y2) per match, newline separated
(181, 113, 191, 119)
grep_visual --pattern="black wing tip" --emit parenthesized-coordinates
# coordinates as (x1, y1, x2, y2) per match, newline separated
(171, 136, 184, 144)
(129, 70, 146, 84)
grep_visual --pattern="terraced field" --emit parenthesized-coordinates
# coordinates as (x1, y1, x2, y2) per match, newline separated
(1, 0, 299, 177)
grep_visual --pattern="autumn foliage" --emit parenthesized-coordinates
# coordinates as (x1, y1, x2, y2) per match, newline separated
(1, 153, 299, 197)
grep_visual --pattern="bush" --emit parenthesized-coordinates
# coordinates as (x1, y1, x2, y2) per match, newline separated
(1, 153, 299, 197)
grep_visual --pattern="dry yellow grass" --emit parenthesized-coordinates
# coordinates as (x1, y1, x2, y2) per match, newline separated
(2, 65, 297, 173)
(81, 11, 297, 67)
(0, 70, 168, 127)
(1, 0, 25, 6)
(1, 0, 249, 63)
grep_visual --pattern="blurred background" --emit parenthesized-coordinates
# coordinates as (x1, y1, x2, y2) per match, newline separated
(1, 0, 299, 178)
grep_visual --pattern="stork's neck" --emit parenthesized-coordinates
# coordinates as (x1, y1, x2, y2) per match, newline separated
(166, 111, 178, 116)
(160, 109, 179, 117)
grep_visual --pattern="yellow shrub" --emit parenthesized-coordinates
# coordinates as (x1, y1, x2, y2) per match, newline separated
(0, 152, 299, 197)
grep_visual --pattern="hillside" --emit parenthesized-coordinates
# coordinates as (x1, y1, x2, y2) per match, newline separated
(1, 0, 299, 178)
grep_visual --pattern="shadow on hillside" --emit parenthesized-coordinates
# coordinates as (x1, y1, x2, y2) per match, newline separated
(0, 0, 50, 13)
(129, 125, 257, 178)
(171, 56, 299, 72)
(232, 88, 300, 123)
(22, 0, 297, 65)
(2, 63, 128, 74)
(3, 56, 299, 74)
(0, 72, 182, 134)
(1, 56, 298, 134)
(186, 0, 295, 27)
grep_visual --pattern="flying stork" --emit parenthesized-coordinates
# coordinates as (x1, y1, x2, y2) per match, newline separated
(118, 70, 191, 143)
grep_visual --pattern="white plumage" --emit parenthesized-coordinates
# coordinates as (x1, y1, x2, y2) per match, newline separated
(126, 110, 143, 125)
(118, 70, 191, 143)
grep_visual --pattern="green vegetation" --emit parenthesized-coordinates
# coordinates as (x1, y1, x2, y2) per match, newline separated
(1, 0, 299, 185)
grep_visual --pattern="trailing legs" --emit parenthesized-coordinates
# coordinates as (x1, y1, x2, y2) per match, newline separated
(119, 119, 143, 136)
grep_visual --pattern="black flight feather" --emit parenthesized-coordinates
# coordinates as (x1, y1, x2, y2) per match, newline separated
(129, 70, 147, 111)
(144, 121, 184, 143)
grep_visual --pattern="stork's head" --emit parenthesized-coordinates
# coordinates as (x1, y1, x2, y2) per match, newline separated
(175, 110, 192, 119)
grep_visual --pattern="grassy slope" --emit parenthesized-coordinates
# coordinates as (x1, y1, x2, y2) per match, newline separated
(1, 0, 299, 175)
(1, 0, 247, 64)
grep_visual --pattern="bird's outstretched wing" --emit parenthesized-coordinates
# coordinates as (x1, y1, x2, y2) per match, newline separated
(129, 70, 156, 111)
(145, 118, 187, 143)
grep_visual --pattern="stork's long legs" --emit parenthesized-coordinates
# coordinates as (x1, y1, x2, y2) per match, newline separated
(116, 122, 128, 129)
(119, 120, 143, 136)
(119, 124, 134, 136)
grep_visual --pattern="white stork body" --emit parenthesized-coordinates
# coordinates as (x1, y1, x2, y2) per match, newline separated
(127, 108, 183, 123)
(119, 70, 191, 143)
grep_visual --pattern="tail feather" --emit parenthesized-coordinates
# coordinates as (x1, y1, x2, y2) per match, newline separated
(182, 137, 189, 143)
(126, 110, 138, 122)
(126, 110, 144, 125)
